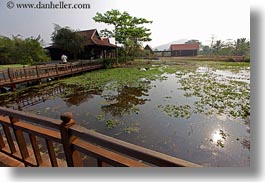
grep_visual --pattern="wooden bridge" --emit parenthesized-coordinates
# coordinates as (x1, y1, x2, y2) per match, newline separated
(0, 61, 104, 90)
(0, 106, 201, 167)
(7, 85, 66, 110)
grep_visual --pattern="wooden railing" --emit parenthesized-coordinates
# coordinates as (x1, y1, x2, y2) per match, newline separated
(9, 85, 66, 110)
(0, 61, 104, 89)
(0, 106, 201, 167)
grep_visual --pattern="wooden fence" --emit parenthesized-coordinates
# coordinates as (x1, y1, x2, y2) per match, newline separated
(0, 106, 201, 167)
(0, 61, 104, 89)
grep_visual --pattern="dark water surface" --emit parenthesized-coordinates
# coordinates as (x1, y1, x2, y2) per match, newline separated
(0, 62, 250, 166)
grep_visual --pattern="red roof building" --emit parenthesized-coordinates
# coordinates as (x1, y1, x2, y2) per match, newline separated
(170, 43, 199, 57)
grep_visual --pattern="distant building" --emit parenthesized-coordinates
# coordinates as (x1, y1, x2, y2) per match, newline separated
(46, 29, 117, 60)
(144, 45, 153, 54)
(170, 43, 199, 57)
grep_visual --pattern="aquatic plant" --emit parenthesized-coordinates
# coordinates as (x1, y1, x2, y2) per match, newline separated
(158, 104, 191, 119)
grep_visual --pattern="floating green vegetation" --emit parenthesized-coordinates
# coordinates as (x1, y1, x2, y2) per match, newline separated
(179, 69, 250, 120)
(59, 67, 168, 92)
(123, 123, 141, 134)
(158, 104, 191, 119)
(96, 114, 105, 121)
(106, 119, 119, 129)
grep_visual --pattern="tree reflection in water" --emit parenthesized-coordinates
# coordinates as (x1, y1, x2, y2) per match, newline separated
(101, 86, 150, 116)
(62, 88, 99, 106)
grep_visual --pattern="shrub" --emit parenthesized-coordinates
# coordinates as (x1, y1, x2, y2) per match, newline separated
(101, 58, 116, 68)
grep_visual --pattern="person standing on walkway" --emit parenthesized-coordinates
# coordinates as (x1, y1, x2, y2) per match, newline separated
(61, 54, 67, 63)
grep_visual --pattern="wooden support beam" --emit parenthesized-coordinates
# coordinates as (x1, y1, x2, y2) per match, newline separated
(9, 117, 30, 166)
(29, 134, 43, 166)
(45, 139, 58, 167)
(0, 132, 5, 149)
(2, 125, 16, 154)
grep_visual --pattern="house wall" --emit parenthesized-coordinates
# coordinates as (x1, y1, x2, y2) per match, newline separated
(153, 50, 198, 57)
(46, 46, 116, 60)
(172, 50, 198, 57)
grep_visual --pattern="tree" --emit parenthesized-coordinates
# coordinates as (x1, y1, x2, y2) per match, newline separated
(0, 36, 14, 64)
(234, 38, 250, 56)
(0, 35, 49, 65)
(93, 9, 152, 62)
(212, 40, 223, 55)
(218, 39, 234, 56)
(200, 45, 210, 55)
(51, 24, 85, 60)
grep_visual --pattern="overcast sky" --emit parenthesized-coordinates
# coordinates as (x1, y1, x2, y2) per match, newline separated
(0, 0, 250, 47)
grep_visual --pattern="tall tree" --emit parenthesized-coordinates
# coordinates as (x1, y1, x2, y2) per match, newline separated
(212, 40, 223, 55)
(0, 36, 14, 64)
(93, 9, 152, 61)
(234, 38, 250, 56)
(51, 24, 85, 60)
(0, 35, 49, 65)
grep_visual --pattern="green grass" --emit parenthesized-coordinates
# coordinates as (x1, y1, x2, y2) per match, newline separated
(0, 64, 26, 70)
(59, 67, 167, 91)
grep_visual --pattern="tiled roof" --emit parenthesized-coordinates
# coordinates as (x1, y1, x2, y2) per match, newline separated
(170, 43, 199, 51)
(77, 29, 116, 47)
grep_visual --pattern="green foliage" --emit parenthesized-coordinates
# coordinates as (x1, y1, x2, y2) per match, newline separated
(100, 57, 133, 68)
(93, 9, 152, 61)
(0, 35, 50, 65)
(212, 40, 223, 55)
(51, 24, 85, 60)
(234, 38, 250, 56)
(101, 58, 117, 68)
(244, 55, 250, 62)
(200, 37, 250, 58)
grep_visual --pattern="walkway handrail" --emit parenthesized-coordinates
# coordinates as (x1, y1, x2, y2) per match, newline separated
(0, 106, 201, 167)
(0, 61, 104, 89)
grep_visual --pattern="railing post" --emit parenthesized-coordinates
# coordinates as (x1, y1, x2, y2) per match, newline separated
(55, 64, 59, 75)
(70, 63, 73, 75)
(81, 61, 84, 72)
(23, 66, 27, 80)
(7, 68, 13, 82)
(35, 65, 39, 78)
(3, 71, 7, 81)
(60, 112, 83, 167)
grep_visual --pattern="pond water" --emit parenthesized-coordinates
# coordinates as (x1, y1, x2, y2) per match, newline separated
(0, 61, 250, 167)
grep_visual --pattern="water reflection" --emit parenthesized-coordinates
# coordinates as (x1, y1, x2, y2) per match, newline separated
(240, 139, 250, 150)
(62, 88, 99, 106)
(0, 84, 66, 110)
(0, 63, 250, 166)
(210, 129, 229, 148)
(101, 86, 150, 116)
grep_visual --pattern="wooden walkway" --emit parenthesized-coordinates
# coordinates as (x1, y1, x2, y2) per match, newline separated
(0, 107, 201, 167)
(0, 61, 104, 90)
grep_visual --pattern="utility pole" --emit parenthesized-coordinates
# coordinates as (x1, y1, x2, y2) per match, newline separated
(210, 34, 215, 56)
